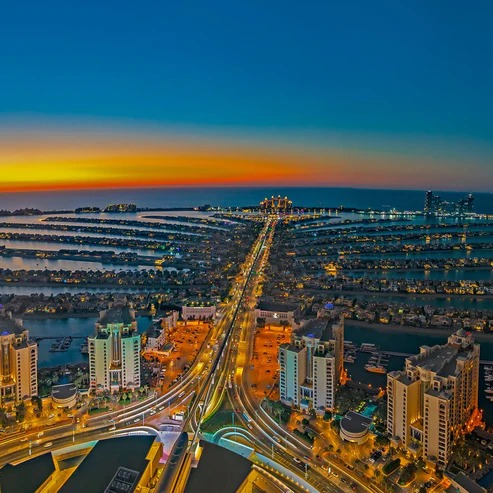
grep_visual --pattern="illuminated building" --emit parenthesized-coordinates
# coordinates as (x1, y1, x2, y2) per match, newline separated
(88, 300, 141, 392)
(181, 302, 216, 321)
(145, 310, 179, 350)
(387, 329, 479, 466)
(260, 195, 293, 214)
(0, 307, 38, 406)
(279, 317, 344, 412)
(424, 190, 475, 216)
(254, 300, 298, 327)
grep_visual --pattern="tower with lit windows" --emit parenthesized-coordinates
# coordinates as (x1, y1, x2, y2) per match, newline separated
(88, 299, 141, 392)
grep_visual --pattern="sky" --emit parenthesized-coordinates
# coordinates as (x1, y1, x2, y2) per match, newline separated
(0, 1, 492, 192)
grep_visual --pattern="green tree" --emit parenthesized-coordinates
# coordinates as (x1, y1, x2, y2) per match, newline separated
(15, 402, 26, 422)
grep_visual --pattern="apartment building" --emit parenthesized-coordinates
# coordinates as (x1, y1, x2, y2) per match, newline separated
(0, 307, 38, 405)
(387, 329, 480, 466)
(88, 301, 141, 392)
(279, 316, 344, 412)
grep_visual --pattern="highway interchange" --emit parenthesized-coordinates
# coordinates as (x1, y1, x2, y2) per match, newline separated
(0, 216, 383, 493)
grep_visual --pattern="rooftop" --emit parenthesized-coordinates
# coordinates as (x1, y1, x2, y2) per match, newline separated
(389, 371, 418, 387)
(52, 383, 77, 401)
(0, 453, 55, 493)
(340, 411, 372, 435)
(59, 436, 156, 493)
(446, 472, 487, 493)
(279, 342, 305, 353)
(296, 318, 331, 341)
(0, 315, 24, 336)
(257, 300, 298, 313)
(407, 330, 477, 377)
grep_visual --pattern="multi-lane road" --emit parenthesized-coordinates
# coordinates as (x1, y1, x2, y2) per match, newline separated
(0, 216, 382, 493)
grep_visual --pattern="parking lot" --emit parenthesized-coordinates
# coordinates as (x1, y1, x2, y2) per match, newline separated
(143, 321, 212, 391)
(248, 324, 292, 401)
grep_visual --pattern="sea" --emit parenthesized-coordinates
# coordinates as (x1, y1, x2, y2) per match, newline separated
(0, 187, 492, 214)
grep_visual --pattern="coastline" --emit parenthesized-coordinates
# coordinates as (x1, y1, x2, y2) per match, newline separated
(346, 319, 493, 342)
(316, 289, 493, 300)
(20, 310, 152, 320)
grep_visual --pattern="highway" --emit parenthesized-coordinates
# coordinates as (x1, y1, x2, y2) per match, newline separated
(215, 219, 382, 493)
(0, 215, 382, 493)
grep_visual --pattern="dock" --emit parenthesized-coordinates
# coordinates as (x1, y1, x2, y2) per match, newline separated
(379, 350, 493, 366)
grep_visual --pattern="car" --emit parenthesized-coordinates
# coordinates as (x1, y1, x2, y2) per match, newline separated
(303, 455, 311, 462)
(43, 442, 53, 448)
(149, 409, 157, 415)
(133, 418, 140, 423)
(293, 457, 302, 464)
(350, 483, 357, 491)
(37, 432, 44, 438)
(341, 477, 348, 484)
(48, 414, 55, 419)
(20, 437, 28, 442)
(108, 425, 116, 431)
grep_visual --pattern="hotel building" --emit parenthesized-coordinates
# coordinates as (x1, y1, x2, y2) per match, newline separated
(88, 301, 141, 392)
(0, 307, 38, 405)
(278, 316, 344, 412)
(255, 300, 299, 328)
(387, 329, 480, 466)
(181, 302, 216, 321)
(145, 310, 179, 350)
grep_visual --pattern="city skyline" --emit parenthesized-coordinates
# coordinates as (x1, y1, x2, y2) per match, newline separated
(1, 1, 492, 192)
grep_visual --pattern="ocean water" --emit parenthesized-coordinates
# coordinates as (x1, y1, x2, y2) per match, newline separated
(0, 187, 492, 213)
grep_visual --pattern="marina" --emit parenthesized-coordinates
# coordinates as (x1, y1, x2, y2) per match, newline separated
(49, 336, 74, 352)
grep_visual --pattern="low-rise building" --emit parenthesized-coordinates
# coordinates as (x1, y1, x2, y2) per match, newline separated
(340, 411, 372, 444)
(255, 300, 298, 327)
(51, 383, 78, 409)
(145, 311, 179, 350)
(182, 302, 216, 321)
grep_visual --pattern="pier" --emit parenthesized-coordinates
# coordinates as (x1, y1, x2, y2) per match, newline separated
(31, 336, 85, 341)
(379, 350, 493, 366)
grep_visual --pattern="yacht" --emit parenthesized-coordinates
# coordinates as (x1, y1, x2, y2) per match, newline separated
(365, 364, 386, 374)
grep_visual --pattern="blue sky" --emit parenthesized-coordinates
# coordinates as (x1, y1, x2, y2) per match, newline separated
(1, 1, 492, 190)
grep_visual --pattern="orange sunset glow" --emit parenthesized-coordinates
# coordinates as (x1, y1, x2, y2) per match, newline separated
(0, 129, 473, 192)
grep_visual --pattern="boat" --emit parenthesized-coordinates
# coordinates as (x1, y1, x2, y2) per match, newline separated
(360, 343, 378, 353)
(365, 364, 386, 374)
(485, 375, 493, 382)
(485, 388, 493, 395)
